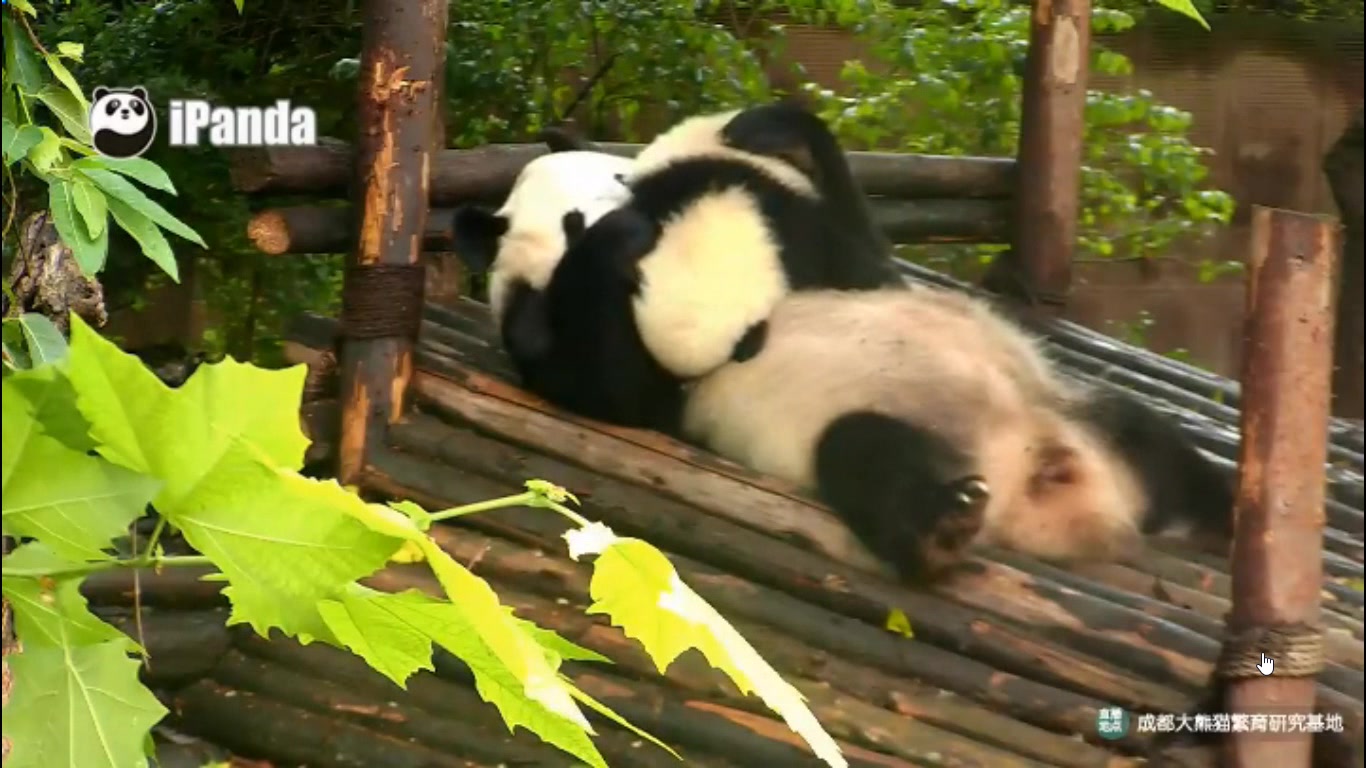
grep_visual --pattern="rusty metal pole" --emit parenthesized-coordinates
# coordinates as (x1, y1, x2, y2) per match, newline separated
(988, 0, 1091, 314)
(336, 0, 449, 485)
(1224, 206, 1340, 768)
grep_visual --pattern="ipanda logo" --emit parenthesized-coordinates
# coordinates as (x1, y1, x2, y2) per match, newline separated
(88, 85, 318, 158)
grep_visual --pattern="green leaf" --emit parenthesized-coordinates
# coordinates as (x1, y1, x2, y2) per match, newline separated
(1150, 0, 1211, 30)
(9, 0, 38, 16)
(56, 42, 84, 62)
(72, 177, 108, 240)
(74, 168, 206, 248)
(3, 321, 32, 370)
(3, 15, 45, 94)
(3, 119, 44, 167)
(27, 126, 63, 173)
(4, 363, 96, 452)
(571, 529, 847, 768)
(74, 156, 178, 194)
(1, 543, 133, 650)
(64, 316, 399, 641)
(509, 613, 611, 665)
(317, 587, 438, 686)
(5, 639, 168, 768)
(325, 583, 607, 768)
(105, 194, 178, 282)
(17, 313, 68, 367)
(48, 179, 108, 274)
(42, 53, 89, 112)
(35, 84, 93, 145)
(1, 373, 161, 560)
(233, 0, 246, 12)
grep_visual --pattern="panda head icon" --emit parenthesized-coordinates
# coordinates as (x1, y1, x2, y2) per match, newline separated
(89, 86, 156, 158)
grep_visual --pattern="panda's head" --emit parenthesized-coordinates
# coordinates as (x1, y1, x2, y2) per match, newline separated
(90, 87, 153, 136)
(451, 149, 634, 327)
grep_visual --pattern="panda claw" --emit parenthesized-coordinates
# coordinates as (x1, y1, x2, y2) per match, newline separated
(954, 477, 990, 508)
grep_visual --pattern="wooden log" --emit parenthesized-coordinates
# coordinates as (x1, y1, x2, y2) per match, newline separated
(360, 446, 1173, 754)
(229, 141, 1018, 203)
(245, 198, 1014, 256)
(1225, 206, 1341, 767)
(1324, 107, 1364, 419)
(335, 0, 448, 485)
(987, 0, 1091, 311)
(231, 631, 713, 768)
(393, 369, 1327, 698)
(367, 561, 1134, 768)
(80, 565, 225, 609)
(94, 607, 231, 687)
(211, 648, 588, 766)
(169, 679, 480, 768)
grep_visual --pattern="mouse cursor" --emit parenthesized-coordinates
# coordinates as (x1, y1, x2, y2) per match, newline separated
(1256, 653, 1275, 676)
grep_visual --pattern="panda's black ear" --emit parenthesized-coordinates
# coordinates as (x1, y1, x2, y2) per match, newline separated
(539, 126, 599, 153)
(451, 205, 508, 272)
(92, 86, 110, 102)
(130, 86, 149, 101)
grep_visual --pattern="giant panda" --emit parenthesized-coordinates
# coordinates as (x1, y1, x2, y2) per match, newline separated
(450, 146, 635, 361)
(496, 101, 902, 432)
(680, 287, 1235, 582)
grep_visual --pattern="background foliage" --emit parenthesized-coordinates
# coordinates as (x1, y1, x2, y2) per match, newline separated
(5, 0, 1277, 365)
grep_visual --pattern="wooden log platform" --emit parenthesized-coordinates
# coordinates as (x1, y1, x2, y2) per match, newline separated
(207, 258, 1362, 768)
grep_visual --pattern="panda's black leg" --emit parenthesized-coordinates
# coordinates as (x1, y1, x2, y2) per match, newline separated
(722, 102, 895, 280)
(1074, 388, 1235, 551)
(814, 411, 990, 583)
(729, 320, 768, 363)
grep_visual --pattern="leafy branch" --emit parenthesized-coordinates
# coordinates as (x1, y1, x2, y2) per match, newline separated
(0, 311, 847, 768)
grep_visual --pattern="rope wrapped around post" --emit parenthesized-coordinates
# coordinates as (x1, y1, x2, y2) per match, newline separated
(338, 263, 427, 340)
(1214, 623, 1326, 679)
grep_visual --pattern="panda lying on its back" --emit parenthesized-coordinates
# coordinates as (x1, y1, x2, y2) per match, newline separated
(488, 102, 901, 433)
(682, 288, 1234, 582)
(451, 146, 635, 367)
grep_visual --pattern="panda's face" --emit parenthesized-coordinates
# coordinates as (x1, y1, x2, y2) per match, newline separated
(91, 90, 151, 135)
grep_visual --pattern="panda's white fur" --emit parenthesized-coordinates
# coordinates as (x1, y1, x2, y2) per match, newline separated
(480, 150, 634, 328)
(681, 287, 1228, 579)
(619, 110, 822, 379)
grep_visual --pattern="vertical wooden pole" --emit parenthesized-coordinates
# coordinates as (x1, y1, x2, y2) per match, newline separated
(1225, 206, 1340, 767)
(988, 0, 1091, 313)
(336, 0, 449, 485)
(1323, 108, 1363, 419)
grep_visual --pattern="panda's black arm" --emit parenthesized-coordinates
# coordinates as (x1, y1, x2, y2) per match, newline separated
(721, 102, 892, 258)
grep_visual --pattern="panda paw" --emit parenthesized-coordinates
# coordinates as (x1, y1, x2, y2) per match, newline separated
(912, 475, 990, 579)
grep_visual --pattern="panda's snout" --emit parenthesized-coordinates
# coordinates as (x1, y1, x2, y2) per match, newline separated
(119, 109, 131, 118)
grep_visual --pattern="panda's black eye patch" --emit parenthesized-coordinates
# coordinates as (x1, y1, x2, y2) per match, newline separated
(105, 100, 121, 115)
(131, 101, 145, 115)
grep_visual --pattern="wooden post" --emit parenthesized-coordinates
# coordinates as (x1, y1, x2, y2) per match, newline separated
(987, 0, 1091, 312)
(1323, 108, 1363, 419)
(1225, 206, 1340, 767)
(336, 0, 449, 484)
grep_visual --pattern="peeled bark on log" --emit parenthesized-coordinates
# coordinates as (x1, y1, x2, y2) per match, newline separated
(246, 199, 1013, 255)
(228, 140, 1017, 202)
(170, 680, 480, 768)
